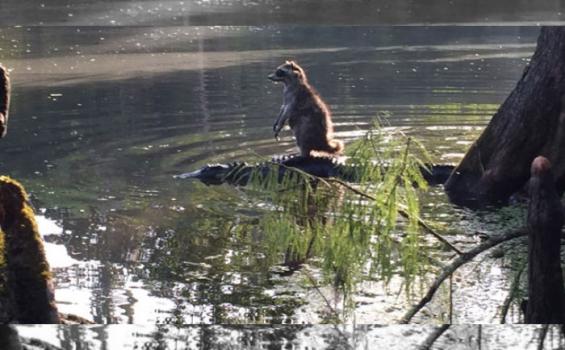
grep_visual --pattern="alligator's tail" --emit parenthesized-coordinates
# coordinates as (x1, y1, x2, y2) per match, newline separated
(309, 139, 344, 158)
(0, 64, 10, 138)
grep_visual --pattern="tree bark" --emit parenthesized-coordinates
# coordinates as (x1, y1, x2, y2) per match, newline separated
(0, 326, 22, 350)
(525, 157, 565, 323)
(445, 27, 565, 205)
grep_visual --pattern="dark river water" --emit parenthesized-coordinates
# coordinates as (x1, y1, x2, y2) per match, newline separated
(1, 12, 562, 349)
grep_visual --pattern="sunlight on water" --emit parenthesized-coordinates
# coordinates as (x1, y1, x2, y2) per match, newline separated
(37, 215, 80, 268)
(0, 25, 544, 326)
(14, 324, 564, 349)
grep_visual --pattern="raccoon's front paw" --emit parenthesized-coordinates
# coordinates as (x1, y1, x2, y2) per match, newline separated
(273, 123, 283, 140)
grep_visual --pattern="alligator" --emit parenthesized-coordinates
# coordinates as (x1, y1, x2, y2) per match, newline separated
(175, 155, 455, 186)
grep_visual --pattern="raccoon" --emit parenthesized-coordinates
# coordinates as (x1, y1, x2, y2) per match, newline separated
(268, 60, 343, 157)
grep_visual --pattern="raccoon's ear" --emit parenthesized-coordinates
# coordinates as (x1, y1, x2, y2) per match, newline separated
(289, 61, 299, 70)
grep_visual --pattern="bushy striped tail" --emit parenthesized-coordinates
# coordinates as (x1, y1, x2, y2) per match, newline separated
(328, 139, 344, 154)
(309, 139, 344, 158)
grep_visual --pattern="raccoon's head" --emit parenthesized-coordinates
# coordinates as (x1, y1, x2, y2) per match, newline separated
(268, 60, 306, 84)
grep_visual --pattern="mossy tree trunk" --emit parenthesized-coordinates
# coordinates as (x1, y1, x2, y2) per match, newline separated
(445, 27, 565, 205)
(0, 177, 60, 323)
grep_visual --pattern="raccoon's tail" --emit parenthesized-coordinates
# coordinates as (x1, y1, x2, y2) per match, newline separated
(0, 65, 10, 138)
(309, 139, 344, 158)
(328, 139, 344, 154)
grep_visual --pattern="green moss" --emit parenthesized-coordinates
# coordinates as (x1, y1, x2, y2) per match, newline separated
(0, 176, 59, 323)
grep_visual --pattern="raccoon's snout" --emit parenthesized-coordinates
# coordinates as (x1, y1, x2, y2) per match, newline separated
(268, 69, 285, 81)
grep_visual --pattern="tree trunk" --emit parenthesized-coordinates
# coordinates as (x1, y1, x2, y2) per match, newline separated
(525, 157, 565, 323)
(445, 27, 565, 205)
(0, 326, 22, 350)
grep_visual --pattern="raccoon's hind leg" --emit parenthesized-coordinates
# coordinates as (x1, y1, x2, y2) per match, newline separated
(300, 147, 312, 158)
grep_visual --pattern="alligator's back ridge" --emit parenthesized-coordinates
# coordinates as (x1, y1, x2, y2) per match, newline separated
(176, 154, 454, 187)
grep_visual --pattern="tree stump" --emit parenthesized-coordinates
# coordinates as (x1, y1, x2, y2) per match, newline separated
(0, 177, 60, 323)
(0, 326, 22, 350)
(525, 156, 565, 323)
(445, 27, 565, 205)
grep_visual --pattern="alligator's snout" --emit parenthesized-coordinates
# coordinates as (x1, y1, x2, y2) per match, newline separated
(175, 164, 235, 185)
(174, 169, 204, 180)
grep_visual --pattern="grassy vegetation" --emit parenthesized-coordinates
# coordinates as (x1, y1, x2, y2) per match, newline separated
(237, 122, 434, 315)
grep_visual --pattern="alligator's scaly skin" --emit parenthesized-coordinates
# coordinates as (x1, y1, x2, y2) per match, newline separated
(175, 154, 454, 186)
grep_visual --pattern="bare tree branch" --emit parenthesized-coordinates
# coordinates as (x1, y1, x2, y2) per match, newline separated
(537, 324, 550, 350)
(301, 269, 342, 323)
(500, 263, 526, 324)
(21, 337, 63, 350)
(419, 325, 450, 350)
(399, 228, 527, 323)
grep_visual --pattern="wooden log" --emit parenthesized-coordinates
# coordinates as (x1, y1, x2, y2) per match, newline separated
(525, 156, 565, 323)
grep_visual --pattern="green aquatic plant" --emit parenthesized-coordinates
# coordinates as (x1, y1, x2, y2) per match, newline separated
(152, 122, 441, 322)
(240, 121, 435, 315)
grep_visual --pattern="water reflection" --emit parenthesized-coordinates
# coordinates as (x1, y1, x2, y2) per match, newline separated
(0, 26, 541, 323)
(12, 324, 565, 349)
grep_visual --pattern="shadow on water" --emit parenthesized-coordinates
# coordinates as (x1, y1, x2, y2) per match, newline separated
(0, 25, 546, 325)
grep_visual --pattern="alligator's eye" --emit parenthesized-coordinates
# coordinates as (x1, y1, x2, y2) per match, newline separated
(275, 69, 285, 77)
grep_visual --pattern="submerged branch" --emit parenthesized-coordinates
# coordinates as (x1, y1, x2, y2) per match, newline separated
(399, 228, 527, 323)
(418, 325, 450, 350)
(22, 337, 63, 350)
(301, 269, 340, 320)
(398, 205, 463, 256)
